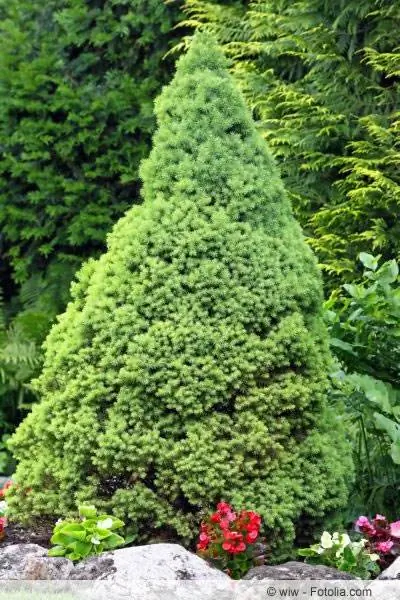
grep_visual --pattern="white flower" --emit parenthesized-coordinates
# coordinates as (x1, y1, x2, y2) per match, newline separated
(0, 501, 7, 515)
(352, 539, 367, 556)
(320, 532, 333, 549)
(369, 553, 380, 562)
(90, 536, 100, 545)
(97, 518, 113, 530)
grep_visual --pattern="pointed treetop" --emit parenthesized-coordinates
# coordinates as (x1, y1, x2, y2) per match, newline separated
(140, 31, 291, 233)
(177, 32, 229, 76)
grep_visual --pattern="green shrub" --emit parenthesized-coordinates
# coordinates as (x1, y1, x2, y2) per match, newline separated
(8, 34, 351, 561)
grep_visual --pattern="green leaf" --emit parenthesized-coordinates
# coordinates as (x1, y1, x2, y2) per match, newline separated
(343, 546, 356, 566)
(377, 260, 399, 285)
(104, 533, 125, 549)
(390, 442, 400, 465)
(48, 546, 67, 557)
(66, 552, 82, 561)
(109, 517, 125, 530)
(330, 338, 357, 355)
(50, 532, 83, 546)
(298, 548, 317, 557)
(79, 505, 97, 519)
(57, 524, 87, 541)
(94, 528, 113, 540)
(69, 540, 92, 558)
(359, 253, 379, 272)
(374, 412, 400, 443)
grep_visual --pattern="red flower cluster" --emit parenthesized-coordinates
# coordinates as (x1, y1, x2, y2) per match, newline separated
(0, 481, 11, 541)
(197, 502, 262, 557)
(355, 514, 400, 568)
(0, 517, 5, 540)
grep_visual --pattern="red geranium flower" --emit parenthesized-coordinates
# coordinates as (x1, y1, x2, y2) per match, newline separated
(0, 516, 6, 539)
(197, 523, 213, 551)
(245, 529, 259, 543)
(222, 531, 246, 554)
(196, 502, 263, 578)
(216, 502, 236, 522)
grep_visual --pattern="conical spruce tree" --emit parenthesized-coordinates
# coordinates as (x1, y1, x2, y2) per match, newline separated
(8, 34, 351, 559)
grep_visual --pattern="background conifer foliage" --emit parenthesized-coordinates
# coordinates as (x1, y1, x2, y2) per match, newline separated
(180, 0, 400, 286)
(8, 35, 351, 560)
(0, 0, 181, 447)
(0, 0, 179, 288)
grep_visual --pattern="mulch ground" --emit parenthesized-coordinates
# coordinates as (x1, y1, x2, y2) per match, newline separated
(1, 519, 53, 548)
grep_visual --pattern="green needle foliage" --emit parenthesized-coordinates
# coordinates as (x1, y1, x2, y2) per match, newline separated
(8, 34, 351, 560)
(0, 0, 180, 449)
(0, 0, 180, 285)
(180, 0, 400, 286)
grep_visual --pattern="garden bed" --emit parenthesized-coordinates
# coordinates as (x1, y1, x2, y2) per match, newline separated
(1, 519, 53, 548)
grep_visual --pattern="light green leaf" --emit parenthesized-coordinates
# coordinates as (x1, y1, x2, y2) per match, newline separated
(79, 505, 97, 518)
(374, 412, 400, 443)
(48, 546, 66, 557)
(104, 533, 125, 548)
(390, 443, 400, 465)
(359, 253, 379, 271)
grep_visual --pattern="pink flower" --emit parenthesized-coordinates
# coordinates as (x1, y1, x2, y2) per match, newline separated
(355, 516, 376, 536)
(375, 514, 386, 522)
(390, 521, 400, 539)
(217, 502, 236, 522)
(376, 541, 394, 554)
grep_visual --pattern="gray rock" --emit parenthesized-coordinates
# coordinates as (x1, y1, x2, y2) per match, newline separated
(84, 543, 228, 581)
(244, 561, 356, 580)
(0, 543, 73, 580)
(0, 542, 228, 582)
(377, 557, 400, 580)
(69, 554, 116, 580)
(24, 555, 73, 580)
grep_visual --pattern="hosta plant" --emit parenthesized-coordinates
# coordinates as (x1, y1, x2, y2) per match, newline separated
(298, 531, 380, 579)
(196, 502, 264, 579)
(48, 505, 125, 561)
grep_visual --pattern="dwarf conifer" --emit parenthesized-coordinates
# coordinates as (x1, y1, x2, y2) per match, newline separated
(8, 34, 351, 559)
